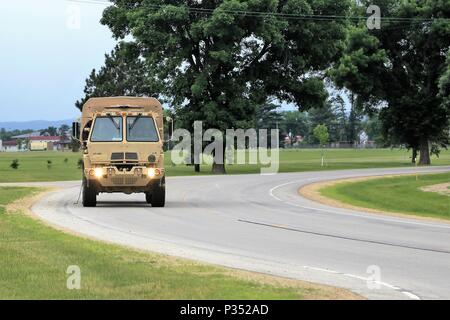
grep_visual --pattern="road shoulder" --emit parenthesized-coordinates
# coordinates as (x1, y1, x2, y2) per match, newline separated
(1, 185, 361, 300)
(298, 174, 450, 225)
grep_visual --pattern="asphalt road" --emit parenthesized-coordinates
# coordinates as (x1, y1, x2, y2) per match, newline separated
(24, 166, 450, 299)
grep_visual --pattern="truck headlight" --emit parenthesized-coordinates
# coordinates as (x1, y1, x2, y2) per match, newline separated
(94, 168, 103, 178)
(148, 168, 156, 178)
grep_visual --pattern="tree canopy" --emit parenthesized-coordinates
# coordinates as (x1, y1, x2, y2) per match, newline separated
(331, 0, 450, 164)
(99, 0, 351, 172)
(75, 0, 450, 169)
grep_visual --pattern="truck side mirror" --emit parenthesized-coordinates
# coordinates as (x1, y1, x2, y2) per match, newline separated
(72, 122, 80, 140)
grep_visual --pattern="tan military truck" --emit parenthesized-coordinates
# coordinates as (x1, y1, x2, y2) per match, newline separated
(72, 97, 165, 207)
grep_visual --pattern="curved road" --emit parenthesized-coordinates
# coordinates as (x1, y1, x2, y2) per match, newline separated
(25, 166, 450, 300)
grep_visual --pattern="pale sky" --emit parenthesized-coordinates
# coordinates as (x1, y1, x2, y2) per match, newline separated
(0, 0, 344, 122)
(0, 0, 115, 121)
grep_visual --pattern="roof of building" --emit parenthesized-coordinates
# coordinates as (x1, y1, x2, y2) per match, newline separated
(11, 132, 41, 139)
(29, 136, 61, 141)
(2, 140, 18, 146)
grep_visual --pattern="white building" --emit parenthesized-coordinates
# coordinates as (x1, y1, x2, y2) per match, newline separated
(1, 140, 19, 152)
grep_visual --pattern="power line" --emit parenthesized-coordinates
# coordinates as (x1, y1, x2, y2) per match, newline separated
(66, 0, 450, 24)
(68, 0, 111, 6)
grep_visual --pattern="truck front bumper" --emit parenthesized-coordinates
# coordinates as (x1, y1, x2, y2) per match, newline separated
(85, 166, 164, 193)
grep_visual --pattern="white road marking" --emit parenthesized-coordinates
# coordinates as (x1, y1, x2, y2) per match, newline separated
(343, 273, 368, 281)
(303, 266, 340, 274)
(268, 178, 434, 300)
(402, 291, 421, 300)
(309, 269, 420, 300)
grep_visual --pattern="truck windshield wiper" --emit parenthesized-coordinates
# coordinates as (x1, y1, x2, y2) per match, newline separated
(107, 115, 120, 131)
(129, 114, 142, 131)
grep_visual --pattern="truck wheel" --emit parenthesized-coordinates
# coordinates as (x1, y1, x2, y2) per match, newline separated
(82, 179, 97, 207)
(151, 177, 165, 207)
(145, 192, 152, 204)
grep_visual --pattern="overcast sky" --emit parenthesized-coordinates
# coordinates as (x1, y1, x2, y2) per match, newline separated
(0, 0, 336, 123)
(0, 0, 115, 121)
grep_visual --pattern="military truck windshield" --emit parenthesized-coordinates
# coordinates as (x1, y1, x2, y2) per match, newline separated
(126, 116, 159, 142)
(90, 116, 123, 142)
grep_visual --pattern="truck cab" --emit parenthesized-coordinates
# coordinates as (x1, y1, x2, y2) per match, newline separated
(73, 97, 165, 207)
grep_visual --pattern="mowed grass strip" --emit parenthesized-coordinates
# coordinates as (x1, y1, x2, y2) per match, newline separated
(1, 148, 449, 182)
(320, 173, 450, 220)
(0, 187, 356, 299)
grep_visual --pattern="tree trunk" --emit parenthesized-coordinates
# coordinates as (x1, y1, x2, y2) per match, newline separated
(211, 145, 226, 174)
(212, 162, 226, 174)
(411, 147, 417, 164)
(191, 143, 200, 173)
(418, 138, 431, 165)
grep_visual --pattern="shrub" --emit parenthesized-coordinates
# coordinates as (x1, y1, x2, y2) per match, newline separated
(77, 158, 83, 169)
(10, 159, 19, 170)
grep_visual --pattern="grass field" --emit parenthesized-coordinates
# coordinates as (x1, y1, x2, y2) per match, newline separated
(0, 148, 449, 182)
(320, 173, 450, 220)
(0, 187, 355, 299)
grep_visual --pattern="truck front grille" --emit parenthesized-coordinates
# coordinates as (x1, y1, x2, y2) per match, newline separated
(111, 176, 139, 185)
(125, 176, 138, 185)
(125, 152, 138, 160)
(111, 152, 124, 160)
(111, 152, 138, 162)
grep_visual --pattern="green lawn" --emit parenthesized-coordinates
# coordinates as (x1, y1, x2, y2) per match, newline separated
(320, 173, 450, 220)
(0, 187, 354, 299)
(1, 148, 449, 182)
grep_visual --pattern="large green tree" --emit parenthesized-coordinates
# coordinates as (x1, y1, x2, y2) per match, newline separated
(331, 0, 450, 165)
(100, 0, 351, 173)
(437, 53, 450, 153)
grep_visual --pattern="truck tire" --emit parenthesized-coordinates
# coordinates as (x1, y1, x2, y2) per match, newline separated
(150, 177, 165, 207)
(82, 179, 97, 207)
(145, 192, 152, 204)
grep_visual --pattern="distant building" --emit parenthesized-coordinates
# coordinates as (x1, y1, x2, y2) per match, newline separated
(2, 133, 71, 152)
(358, 131, 369, 148)
(284, 135, 304, 148)
(1, 140, 19, 152)
(11, 131, 41, 139)
(58, 135, 72, 151)
(28, 136, 71, 151)
(28, 136, 59, 151)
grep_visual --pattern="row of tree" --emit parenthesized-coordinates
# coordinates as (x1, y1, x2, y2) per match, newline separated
(0, 125, 71, 141)
(0, 128, 33, 141)
(76, 0, 450, 172)
(255, 94, 381, 146)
